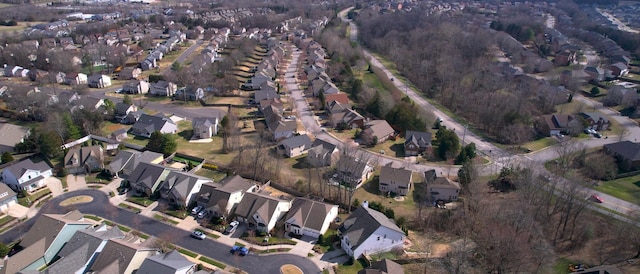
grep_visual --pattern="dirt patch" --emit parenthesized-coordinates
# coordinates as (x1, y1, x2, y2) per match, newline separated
(260, 186, 295, 200)
(280, 265, 302, 274)
(60, 195, 94, 206)
(216, 97, 243, 105)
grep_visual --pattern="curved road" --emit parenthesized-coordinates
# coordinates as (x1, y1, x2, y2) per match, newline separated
(337, 8, 640, 218)
(0, 190, 320, 274)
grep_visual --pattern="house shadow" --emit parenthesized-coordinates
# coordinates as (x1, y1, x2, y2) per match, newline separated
(319, 242, 349, 264)
(178, 129, 193, 141)
(292, 157, 310, 169)
(362, 177, 381, 195)
(389, 143, 405, 158)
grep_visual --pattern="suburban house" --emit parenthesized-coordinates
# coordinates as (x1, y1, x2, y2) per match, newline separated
(328, 102, 365, 129)
(115, 103, 139, 122)
(425, 170, 461, 202)
(277, 134, 312, 158)
(196, 175, 257, 219)
(110, 128, 128, 142)
(284, 198, 338, 238)
(584, 66, 605, 82)
(107, 150, 164, 178)
(88, 74, 112, 88)
(0, 122, 30, 153)
(87, 238, 159, 274)
(604, 141, 640, 171)
(324, 93, 350, 108)
(0, 210, 92, 274)
(128, 162, 173, 196)
(361, 120, 395, 145)
(119, 67, 142, 80)
(43, 224, 125, 274)
(404, 131, 432, 156)
(357, 259, 404, 274)
(64, 72, 88, 85)
(77, 97, 106, 111)
(122, 80, 150, 94)
(174, 87, 204, 101)
(379, 166, 413, 196)
(607, 85, 639, 107)
(579, 112, 610, 131)
(337, 156, 374, 188)
(137, 250, 196, 274)
(1, 158, 53, 192)
(159, 170, 211, 208)
(608, 62, 629, 78)
(339, 203, 405, 259)
(150, 81, 177, 97)
(123, 110, 145, 125)
(263, 104, 297, 140)
(538, 114, 580, 136)
(192, 117, 219, 139)
(233, 191, 291, 233)
(306, 138, 339, 167)
(0, 183, 17, 213)
(129, 113, 177, 138)
(64, 145, 105, 174)
(57, 91, 81, 104)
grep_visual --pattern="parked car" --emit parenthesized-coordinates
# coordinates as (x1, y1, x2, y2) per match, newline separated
(191, 205, 204, 215)
(117, 187, 129, 195)
(591, 194, 603, 203)
(191, 230, 206, 240)
(593, 132, 602, 138)
(230, 245, 249, 256)
(225, 221, 239, 234)
(197, 210, 208, 219)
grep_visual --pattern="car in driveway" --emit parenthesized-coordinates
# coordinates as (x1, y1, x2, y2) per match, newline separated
(197, 210, 208, 219)
(591, 194, 603, 203)
(191, 230, 206, 240)
(225, 221, 239, 234)
(191, 205, 204, 215)
(230, 245, 249, 256)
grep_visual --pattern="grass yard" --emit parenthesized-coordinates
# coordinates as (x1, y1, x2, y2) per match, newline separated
(328, 128, 358, 142)
(594, 174, 640, 205)
(352, 176, 418, 219)
(521, 137, 558, 152)
(365, 138, 405, 158)
(126, 196, 155, 207)
(195, 168, 228, 181)
(335, 258, 368, 274)
(101, 121, 129, 137)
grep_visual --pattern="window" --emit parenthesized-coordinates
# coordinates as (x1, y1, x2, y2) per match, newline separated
(377, 236, 380, 241)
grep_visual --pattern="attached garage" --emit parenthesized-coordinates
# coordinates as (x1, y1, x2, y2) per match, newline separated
(0, 183, 18, 213)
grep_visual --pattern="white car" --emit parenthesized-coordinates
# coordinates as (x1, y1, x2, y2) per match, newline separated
(191, 230, 206, 240)
(197, 210, 208, 219)
(191, 205, 203, 215)
(225, 221, 240, 234)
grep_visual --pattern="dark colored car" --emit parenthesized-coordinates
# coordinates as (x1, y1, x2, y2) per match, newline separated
(230, 245, 249, 256)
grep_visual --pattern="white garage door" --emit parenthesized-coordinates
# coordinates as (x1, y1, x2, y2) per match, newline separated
(304, 229, 320, 239)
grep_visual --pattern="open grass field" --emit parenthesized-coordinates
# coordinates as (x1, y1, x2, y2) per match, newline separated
(0, 21, 47, 34)
(594, 174, 640, 205)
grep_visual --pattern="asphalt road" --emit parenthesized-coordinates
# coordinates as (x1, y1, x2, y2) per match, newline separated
(0, 190, 320, 274)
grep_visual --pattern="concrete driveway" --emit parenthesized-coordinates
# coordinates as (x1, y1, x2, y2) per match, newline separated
(45, 177, 63, 197)
(66, 174, 87, 192)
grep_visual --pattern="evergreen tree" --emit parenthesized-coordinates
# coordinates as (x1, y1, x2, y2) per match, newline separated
(63, 113, 81, 140)
(146, 131, 164, 153)
(1, 152, 13, 163)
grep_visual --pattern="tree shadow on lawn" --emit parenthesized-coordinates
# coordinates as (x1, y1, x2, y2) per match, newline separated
(178, 129, 193, 141)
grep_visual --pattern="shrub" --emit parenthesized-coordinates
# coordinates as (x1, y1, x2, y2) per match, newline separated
(202, 163, 218, 170)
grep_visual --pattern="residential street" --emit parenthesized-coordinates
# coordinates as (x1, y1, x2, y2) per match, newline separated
(0, 190, 321, 274)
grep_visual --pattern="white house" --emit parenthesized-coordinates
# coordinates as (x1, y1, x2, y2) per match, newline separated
(191, 117, 219, 139)
(88, 74, 112, 88)
(284, 198, 338, 238)
(233, 192, 291, 232)
(1, 158, 53, 192)
(0, 183, 17, 213)
(277, 134, 312, 158)
(137, 250, 196, 274)
(150, 81, 177, 97)
(339, 203, 405, 258)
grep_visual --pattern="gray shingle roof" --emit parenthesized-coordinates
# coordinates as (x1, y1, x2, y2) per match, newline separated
(285, 198, 336, 232)
(88, 238, 158, 274)
(278, 135, 312, 150)
(164, 171, 211, 202)
(233, 192, 286, 223)
(0, 123, 30, 149)
(0, 183, 16, 204)
(130, 113, 175, 136)
(404, 131, 432, 148)
(128, 162, 172, 191)
(358, 259, 404, 274)
(379, 166, 412, 184)
(339, 206, 403, 251)
(43, 225, 124, 274)
(136, 250, 195, 274)
(604, 141, 640, 161)
(4, 158, 51, 179)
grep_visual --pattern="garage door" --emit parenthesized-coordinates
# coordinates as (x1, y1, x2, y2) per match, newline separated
(304, 229, 320, 239)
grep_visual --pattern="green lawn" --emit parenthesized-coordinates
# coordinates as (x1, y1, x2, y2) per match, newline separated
(352, 176, 418, 219)
(594, 174, 640, 205)
(126, 196, 155, 207)
(195, 168, 228, 182)
(335, 258, 368, 274)
(522, 137, 558, 152)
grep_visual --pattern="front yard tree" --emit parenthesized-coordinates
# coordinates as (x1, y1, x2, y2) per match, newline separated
(436, 127, 460, 160)
(455, 143, 477, 164)
(318, 90, 326, 110)
(590, 86, 600, 96)
(161, 134, 178, 156)
(1, 152, 13, 163)
(123, 94, 133, 105)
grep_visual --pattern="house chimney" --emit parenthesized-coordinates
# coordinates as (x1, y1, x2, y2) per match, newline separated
(362, 200, 368, 208)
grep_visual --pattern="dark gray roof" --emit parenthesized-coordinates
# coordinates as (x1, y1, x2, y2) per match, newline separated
(129, 162, 171, 191)
(88, 238, 158, 274)
(604, 141, 640, 161)
(0, 123, 30, 148)
(136, 250, 195, 274)
(358, 259, 404, 274)
(192, 117, 217, 128)
(379, 166, 412, 184)
(115, 103, 134, 115)
(0, 183, 16, 204)
(108, 150, 139, 174)
(278, 135, 312, 150)
(404, 131, 432, 147)
(44, 225, 124, 274)
(339, 206, 403, 251)
(233, 192, 287, 222)
(580, 112, 609, 123)
(4, 158, 51, 179)
(310, 138, 337, 153)
(164, 171, 211, 202)
(285, 198, 336, 231)
(130, 113, 175, 136)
